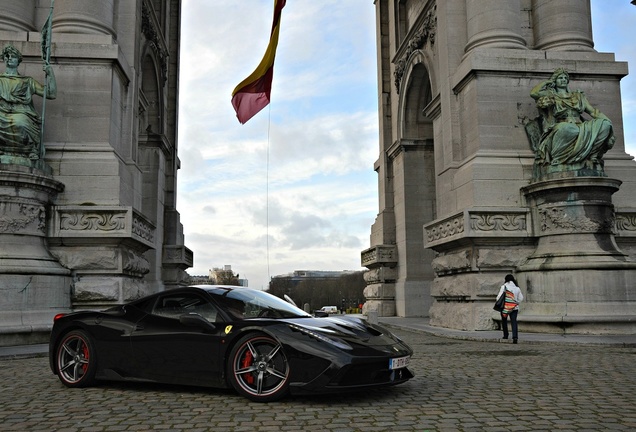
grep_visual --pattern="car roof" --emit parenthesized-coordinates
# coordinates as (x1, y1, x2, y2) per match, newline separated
(188, 285, 261, 296)
(189, 284, 252, 291)
(129, 285, 253, 304)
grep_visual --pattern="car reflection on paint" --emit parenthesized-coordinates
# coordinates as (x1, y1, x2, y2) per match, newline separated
(49, 285, 414, 402)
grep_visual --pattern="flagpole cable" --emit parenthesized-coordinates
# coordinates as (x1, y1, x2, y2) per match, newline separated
(266, 105, 271, 288)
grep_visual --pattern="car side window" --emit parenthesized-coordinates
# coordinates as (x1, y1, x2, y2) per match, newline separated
(152, 294, 219, 322)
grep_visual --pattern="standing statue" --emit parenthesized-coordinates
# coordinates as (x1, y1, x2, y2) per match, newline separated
(0, 45, 57, 160)
(528, 68, 614, 177)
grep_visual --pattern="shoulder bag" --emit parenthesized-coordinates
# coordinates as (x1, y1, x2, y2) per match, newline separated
(493, 290, 506, 312)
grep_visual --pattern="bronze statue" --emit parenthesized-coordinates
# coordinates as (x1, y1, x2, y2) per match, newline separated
(0, 45, 57, 160)
(528, 68, 614, 177)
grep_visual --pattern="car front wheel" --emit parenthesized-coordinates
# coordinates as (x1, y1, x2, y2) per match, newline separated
(227, 333, 290, 402)
(55, 330, 97, 388)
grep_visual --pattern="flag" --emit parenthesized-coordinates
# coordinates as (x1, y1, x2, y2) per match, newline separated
(231, 0, 286, 124)
(41, 0, 54, 65)
(40, 0, 54, 157)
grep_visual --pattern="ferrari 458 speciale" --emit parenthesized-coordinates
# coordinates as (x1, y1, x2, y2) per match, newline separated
(49, 285, 414, 402)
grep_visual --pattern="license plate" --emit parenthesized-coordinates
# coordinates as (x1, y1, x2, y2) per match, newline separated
(389, 356, 410, 370)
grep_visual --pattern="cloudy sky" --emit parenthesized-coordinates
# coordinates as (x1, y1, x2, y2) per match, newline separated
(177, 0, 636, 290)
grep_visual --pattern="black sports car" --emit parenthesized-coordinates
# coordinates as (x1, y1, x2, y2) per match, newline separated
(49, 285, 413, 402)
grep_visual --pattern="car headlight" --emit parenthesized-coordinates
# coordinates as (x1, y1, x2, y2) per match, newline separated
(288, 324, 352, 350)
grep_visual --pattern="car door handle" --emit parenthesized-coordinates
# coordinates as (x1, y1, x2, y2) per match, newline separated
(134, 324, 144, 331)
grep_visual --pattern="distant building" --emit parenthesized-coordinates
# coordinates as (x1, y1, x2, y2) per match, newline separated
(189, 265, 247, 287)
(188, 275, 212, 285)
(271, 270, 359, 287)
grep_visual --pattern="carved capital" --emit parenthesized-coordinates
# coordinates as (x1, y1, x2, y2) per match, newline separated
(163, 245, 194, 268)
(51, 206, 156, 249)
(425, 208, 529, 249)
(361, 245, 398, 269)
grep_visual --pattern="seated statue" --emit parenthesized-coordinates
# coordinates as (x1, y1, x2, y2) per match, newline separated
(0, 45, 57, 160)
(528, 68, 614, 177)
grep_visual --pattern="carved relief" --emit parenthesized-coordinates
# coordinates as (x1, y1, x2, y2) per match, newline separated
(133, 214, 154, 243)
(0, 201, 45, 233)
(426, 214, 464, 242)
(615, 213, 636, 233)
(123, 249, 150, 276)
(53, 207, 156, 251)
(426, 210, 530, 248)
(60, 211, 126, 232)
(539, 207, 613, 233)
(470, 213, 526, 232)
(394, 6, 437, 94)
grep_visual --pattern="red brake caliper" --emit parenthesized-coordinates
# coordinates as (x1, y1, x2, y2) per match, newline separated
(81, 342, 89, 373)
(241, 349, 254, 384)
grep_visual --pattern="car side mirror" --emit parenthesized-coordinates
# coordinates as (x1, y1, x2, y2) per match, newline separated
(179, 313, 217, 332)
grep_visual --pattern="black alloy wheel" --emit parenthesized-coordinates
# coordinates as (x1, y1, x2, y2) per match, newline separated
(227, 333, 290, 402)
(55, 330, 97, 387)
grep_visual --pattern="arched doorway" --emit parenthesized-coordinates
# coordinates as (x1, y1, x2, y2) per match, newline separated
(390, 60, 436, 317)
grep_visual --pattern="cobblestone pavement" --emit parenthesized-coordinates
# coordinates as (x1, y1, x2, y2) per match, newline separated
(1, 328, 635, 432)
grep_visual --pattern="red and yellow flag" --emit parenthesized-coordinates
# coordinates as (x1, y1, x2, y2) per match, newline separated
(231, 0, 286, 124)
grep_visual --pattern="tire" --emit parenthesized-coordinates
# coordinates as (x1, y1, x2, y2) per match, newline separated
(55, 330, 97, 388)
(227, 333, 290, 402)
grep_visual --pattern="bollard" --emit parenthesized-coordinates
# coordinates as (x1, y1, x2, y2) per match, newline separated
(367, 310, 378, 324)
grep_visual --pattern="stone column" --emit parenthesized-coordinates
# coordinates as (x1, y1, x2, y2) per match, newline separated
(464, 0, 526, 53)
(517, 176, 636, 332)
(0, 0, 36, 32)
(51, 0, 115, 36)
(0, 165, 70, 346)
(532, 0, 594, 51)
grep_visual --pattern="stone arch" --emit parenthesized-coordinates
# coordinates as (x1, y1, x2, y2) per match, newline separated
(388, 49, 437, 317)
(137, 45, 168, 231)
(139, 48, 165, 136)
(397, 51, 436, 141)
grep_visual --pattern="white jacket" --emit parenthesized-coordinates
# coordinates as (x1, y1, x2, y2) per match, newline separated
(496, 281, 524, 311)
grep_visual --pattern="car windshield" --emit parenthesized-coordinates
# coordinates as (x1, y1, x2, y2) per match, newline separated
(209, 287, 311, 320)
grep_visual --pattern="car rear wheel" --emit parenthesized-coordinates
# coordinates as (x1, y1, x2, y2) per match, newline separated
(55, 330, 97, 387)
(227, 333, 290, 402)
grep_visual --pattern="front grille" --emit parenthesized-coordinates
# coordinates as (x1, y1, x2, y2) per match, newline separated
(335, 361, 393, 386)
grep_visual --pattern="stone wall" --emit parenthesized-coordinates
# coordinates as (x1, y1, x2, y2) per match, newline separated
(0, 0, 192, 345)
(363, 0, 636, 333)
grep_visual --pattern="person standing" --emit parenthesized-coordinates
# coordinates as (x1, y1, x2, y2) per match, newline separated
(496, 274, 524, 343)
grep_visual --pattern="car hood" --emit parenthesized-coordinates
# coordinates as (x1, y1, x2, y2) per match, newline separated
(282, 315, 407, 349)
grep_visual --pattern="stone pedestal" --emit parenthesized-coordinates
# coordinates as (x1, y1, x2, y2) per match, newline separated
(361, 245, 397, 316)
(0, 165, 71, 346)
(517, 176, 636, 334)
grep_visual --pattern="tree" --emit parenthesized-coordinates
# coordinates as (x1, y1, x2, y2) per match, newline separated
(267, 271, 366, 312)
(212, 267, 240, 285)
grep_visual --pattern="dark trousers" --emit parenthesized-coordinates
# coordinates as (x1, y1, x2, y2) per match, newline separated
(501, 309, 519, 340)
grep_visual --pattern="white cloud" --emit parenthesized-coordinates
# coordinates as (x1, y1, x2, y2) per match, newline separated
(590, 1, 636, 155)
